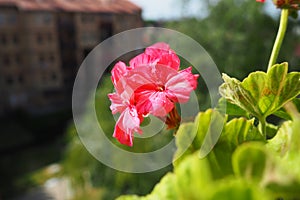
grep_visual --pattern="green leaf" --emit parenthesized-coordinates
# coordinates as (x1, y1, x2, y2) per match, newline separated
(208, 118, 264, 179)
(293, 98, 300, 112)
(273, 108, 292, 120)
(232, 142, 268, 182)
(174, 111, 264, 178)
(175, 152, 212, 200)
(232, 141, 300, 199)
(173, 122, 196, 167)
(116, 196, 141, 200)
(220, 118, 264, 150)
(266, 121, 292, 156)
(208, 179, 272, 200)
(219, 63, 300, 120)
(281, 105, 300, 181)
(216, 97, 249, 117)
(194, 109, 227, 158)
(273, 98, 300, 120)
(144, 173, 177, 200)
(173, 109, 227, 166)
(268, 102, 300, 158)
(265, 122, 278, 139)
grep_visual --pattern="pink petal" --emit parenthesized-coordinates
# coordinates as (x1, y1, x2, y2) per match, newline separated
(113, 106, 142, 146)
(129, 53, 158, 68)
(145, 42, 171, 56)
(108, 92, 127, 114)
(157, 53, 180, 71)
(127, 64, 187, 116)
(108, 78, 135, 114)
(134, 84, 174, 116)
(165, 67, 199, 103)
(179, 67, 199, 90)
(113, 125, 133, 146)
(129, 64, 178, 86)
(145, 92, 174, 116)
(111, 61, 128, 87)
(145, 42, 180, 70)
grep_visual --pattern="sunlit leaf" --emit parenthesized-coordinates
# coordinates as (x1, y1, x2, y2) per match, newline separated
(173, 109, 227, 166)
(216, 97, 249, 117)
(266, 121, 292, 156)
(273, 98, 300, 120)
(232, 142, 268, 182)
(175, 153, 212, 200)
(173, 122, 196, 166)
(208, 179, 272, 200)
(232, 141, 300, 199)
(208, 118, 264, 179)
(145, 173, 177, 200)
(116, 195, 141, 200)
(220, 63, 300, 120)
(220, 118, 264, 149)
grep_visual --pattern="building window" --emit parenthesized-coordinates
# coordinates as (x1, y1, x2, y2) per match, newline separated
(81, 14, 94, 23)
(3, 56, 10, 66)
(37, 33, 43, 44)
(1, 35, 7, 45)
(0, 14, 5, 25)
(15, 54, 21, 65)
(35, 13, 53, 25)
(81, 32, 98, 44)
(7, 14, 17, 24)
(39, 55, 45, 62)
(51, 73, 57, 81)
(49, 54, 55, 63)
(0, 13, 17, 26)
(47, 33, 52, 41)
(6, 76, 13, 85)
(100, 22, 113, 41)
(13, 34, 19, 44)
(39, 55, 47, 68)
(43, 14, 53, 24)
(18, 75, 24, 83)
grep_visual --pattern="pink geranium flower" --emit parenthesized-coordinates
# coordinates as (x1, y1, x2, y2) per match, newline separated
(108, 42, 199, 146)
(127, 65, 198, 117)
(256, 0, 265, 3)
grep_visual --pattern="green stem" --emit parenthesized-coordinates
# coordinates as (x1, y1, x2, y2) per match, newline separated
(267, 9, 289, 72)
(259, 117, 267, 139)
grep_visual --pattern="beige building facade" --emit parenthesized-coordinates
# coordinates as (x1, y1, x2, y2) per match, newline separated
(0, 0, 142, 114)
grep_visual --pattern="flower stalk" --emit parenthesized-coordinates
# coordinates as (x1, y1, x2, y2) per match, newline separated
(267, 8, 289, 71)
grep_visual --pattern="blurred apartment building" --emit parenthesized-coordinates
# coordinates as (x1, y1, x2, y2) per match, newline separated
(0, 0, 142, 115)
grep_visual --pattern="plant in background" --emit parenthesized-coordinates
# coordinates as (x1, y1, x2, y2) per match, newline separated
(116, 1, 300, 199)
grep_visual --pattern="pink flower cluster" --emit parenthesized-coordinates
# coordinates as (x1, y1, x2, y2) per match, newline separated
(256, 0, 265, 2)
(108, 43, 199, 146)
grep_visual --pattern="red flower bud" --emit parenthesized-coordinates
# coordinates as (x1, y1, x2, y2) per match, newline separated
(274, 0, 300, 9)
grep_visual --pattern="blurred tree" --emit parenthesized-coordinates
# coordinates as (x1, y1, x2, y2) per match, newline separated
(169, 0, 299, 79)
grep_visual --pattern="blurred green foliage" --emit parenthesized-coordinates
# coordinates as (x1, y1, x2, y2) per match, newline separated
(167, 0, 300, 79)
(61, 75, 173, 199)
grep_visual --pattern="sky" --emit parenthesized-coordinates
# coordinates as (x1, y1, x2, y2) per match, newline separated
(129, 0, 280, 21)
(129, 0, 208, 20)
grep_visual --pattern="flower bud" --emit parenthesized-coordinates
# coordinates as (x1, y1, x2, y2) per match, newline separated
(273, 0, 300, 10)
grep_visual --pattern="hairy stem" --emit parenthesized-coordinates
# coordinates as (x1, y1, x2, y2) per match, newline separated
(259, 117, 267, 139)
(267, 9, 289, 71)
